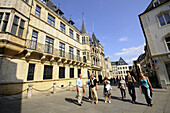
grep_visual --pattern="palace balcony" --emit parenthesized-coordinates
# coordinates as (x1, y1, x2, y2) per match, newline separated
(25, 39, 86, 66)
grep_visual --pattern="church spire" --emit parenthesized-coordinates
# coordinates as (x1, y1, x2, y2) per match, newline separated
(80, 13, 87, 34)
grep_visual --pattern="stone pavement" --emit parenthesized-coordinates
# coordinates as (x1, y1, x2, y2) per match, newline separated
(0, 85, 170, 113)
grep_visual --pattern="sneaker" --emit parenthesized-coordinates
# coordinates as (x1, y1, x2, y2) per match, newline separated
(109, 101, 111, 104)
(89, 99, 91, 101)
(132, 101, 135, 104)
(105, 101, 107, 103)
(96, 101, 98, 104)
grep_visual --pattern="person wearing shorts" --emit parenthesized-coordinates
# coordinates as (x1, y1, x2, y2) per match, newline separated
(103, 76, 112, 103)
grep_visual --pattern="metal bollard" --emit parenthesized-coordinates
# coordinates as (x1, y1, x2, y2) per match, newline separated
(53, 82, 57, 94)
(69, 82, 72, 91)
(27, 84, 33, 98)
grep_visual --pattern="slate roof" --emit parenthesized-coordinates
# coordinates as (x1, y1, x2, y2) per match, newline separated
(136, 53, 146, 63)
(111, 61, 118, 65)
(90, 32, 100, 47)
(142, 0, 169, 14)
(111, 57, 128, 66)
(80, 16, 87, 34)
(40, 0, 81, 33)
(117, 57, 128, 65)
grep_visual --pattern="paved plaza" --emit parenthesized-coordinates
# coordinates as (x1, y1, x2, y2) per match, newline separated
(0, 85, 170, 113)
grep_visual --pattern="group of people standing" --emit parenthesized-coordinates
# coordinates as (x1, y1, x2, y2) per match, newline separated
(76, 71, 153, 107)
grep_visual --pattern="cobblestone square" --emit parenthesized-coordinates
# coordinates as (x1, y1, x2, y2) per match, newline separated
(0, 85, 169, 113)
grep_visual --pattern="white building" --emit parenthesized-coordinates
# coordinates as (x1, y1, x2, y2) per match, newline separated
(111, 57, 129, 79)
(139, 0, 170, 88)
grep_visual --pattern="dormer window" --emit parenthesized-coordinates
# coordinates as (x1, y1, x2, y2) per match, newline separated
(153, 0, 160, 7)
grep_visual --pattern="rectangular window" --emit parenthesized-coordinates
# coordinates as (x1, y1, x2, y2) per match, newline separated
(158, 15, 166, 26)
(164, 13, 170, 24)
(60, 22, 65, 33)
(18, 19, 25, 38)
(158, 13, 170, 26)
(43, 65, 53, 79)
(83, 52, 86, 55)
(35, 5, 41, 18)
(69, 28, 73, 38)
(25, 0, 29, 3)
(78, 69, 81, 77)
(77, 50, 80, 61)
(86, 37, 88, 44)
(30, 31, 38, 50)
(2, 13, 10, 32)
(45, 36, 54, 54)
(0, 13, 4, 26)
(165, 37, 170, 51)
(69, 46, 74, 60)
(87, 52, 89, 60)
(59, 67, 65, 78)
(82, 37, 85, 44)
(59, 42, 65, 57)
(27, 64, 35, 81)
(48, 13, 55, 27)
(76, 34, 79, 42)
(70, 68, 74, 78)
(11, 16, 19, 35)
(83, 56, 86, 63)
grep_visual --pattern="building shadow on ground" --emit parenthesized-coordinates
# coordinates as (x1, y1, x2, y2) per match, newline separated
(111, 96, 147, 106)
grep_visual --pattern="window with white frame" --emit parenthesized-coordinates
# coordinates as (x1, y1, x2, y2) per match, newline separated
(165, 37, 170, 51)
(18, 19, 25, 38)
(35, 5, 41, 18)
(0, 13, 3, 26)
(82, 37, 85, 44)
(158, 12, 170, 26)
(48, 13, 55, 27)
(1, 13, 10, 32)
(69, 28, 73, 38)
(60, 22, 65, 33)
(11, 16, 19, 35)
(153, 0, 160, 7)
(76, 34, 79, 42)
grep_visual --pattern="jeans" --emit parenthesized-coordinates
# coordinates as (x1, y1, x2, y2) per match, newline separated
(128, 86, 136, 102)
(142, 86, 152, 104)
(120, 88, 126, 99)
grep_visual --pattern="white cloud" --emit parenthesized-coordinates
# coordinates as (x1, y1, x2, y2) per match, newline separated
(125, 57, 138, 65)
(119, 37, 128, 42)
(114, 44, 145, 56)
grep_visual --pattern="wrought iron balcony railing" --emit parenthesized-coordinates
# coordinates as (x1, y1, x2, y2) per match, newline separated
(25, 39, 83, 62)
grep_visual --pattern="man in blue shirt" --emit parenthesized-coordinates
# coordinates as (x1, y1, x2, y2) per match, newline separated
(76, 74, 84, 106)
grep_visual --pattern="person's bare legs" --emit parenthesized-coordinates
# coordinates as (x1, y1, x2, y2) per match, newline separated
(108, 94, 111, 103)
(105, 94, 107, 103)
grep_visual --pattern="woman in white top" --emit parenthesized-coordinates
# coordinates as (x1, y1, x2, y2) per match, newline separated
(117, 76, 127, 100)
(102, 76, 112, 103)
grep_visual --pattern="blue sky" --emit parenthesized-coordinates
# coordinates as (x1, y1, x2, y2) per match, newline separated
(52, 0, 151, 65)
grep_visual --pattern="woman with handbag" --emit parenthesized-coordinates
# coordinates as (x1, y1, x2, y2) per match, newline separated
(117, 76, 127, 100)
(139, 72, 153, 107)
